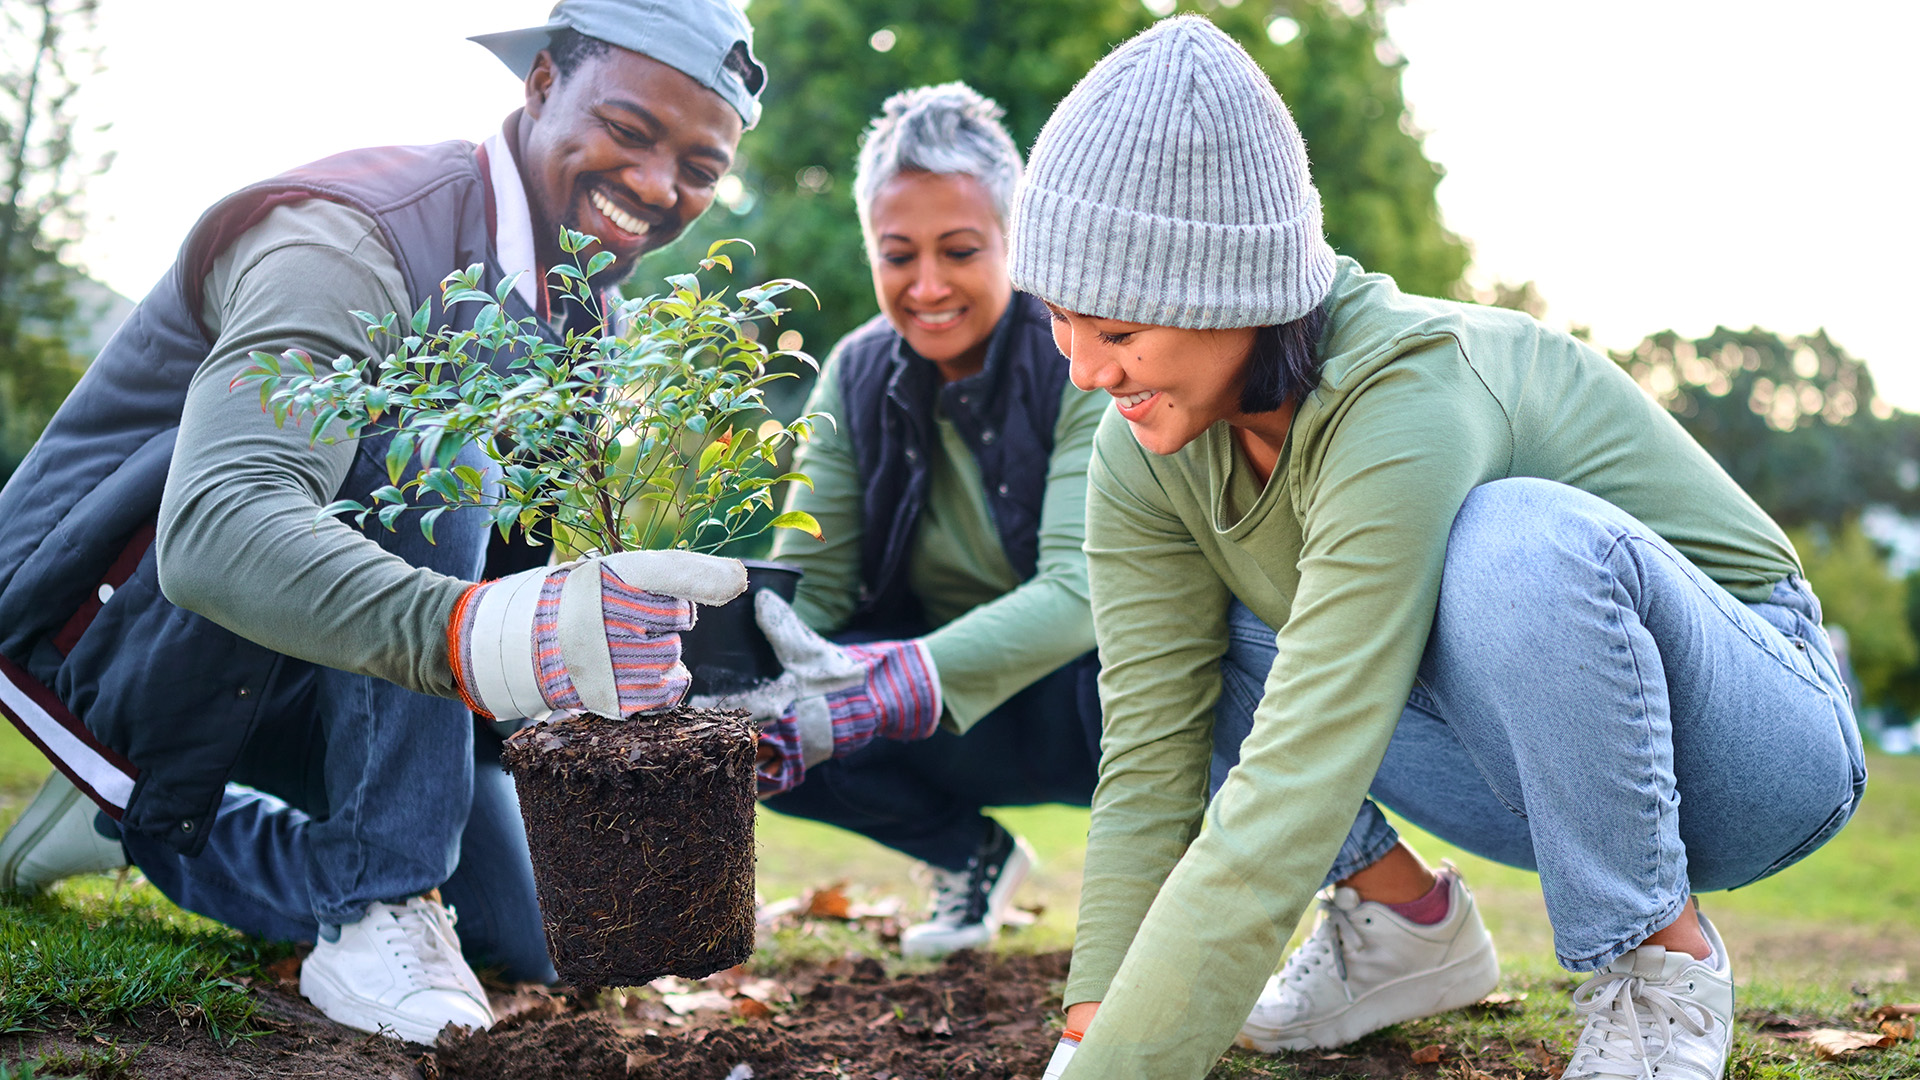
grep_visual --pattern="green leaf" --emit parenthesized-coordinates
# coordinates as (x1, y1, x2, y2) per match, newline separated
(768, 510, 823, 541)
(453, 465, 487, 493)
(586, 250, 617, 278)
(384, 433, 416, 485)
(411, 299, 433, 335)
(419, 506, 446, 545)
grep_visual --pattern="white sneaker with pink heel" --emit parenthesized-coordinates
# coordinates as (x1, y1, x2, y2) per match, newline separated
(1236, 866, 1500, 1052)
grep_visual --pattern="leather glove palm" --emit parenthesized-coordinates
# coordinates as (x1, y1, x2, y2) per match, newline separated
(449, 550, 746, 721)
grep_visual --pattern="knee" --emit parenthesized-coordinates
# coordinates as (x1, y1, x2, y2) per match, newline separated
(1434, 480, 1633, 645)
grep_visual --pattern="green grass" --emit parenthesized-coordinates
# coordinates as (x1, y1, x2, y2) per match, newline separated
(3, 720, 1917, 1076)
(0, 879, 281, 1042)
(0, 728, 285, 1045)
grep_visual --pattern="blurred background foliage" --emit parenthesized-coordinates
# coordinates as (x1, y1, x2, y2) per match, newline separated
(670, 0, 1468, 395)
(0, 0, 108, 486)
(1615, 324, 1920, 718)
(8, 0, 1920, 725)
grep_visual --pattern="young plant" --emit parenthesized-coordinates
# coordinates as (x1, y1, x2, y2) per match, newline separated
(234, 232, 825, 556)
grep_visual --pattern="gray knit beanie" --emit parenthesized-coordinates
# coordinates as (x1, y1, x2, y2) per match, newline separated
(1008, 15, 1336, 329)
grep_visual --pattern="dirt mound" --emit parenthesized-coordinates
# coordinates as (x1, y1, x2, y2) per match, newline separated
(435, 950, 1069, 1080)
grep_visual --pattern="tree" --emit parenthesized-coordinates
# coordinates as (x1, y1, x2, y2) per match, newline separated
(0, 0, 107, 485)
(1615, 325, 1920, 530)
(671, 0, 1466, 408)
(1786, 521, 1916, 709)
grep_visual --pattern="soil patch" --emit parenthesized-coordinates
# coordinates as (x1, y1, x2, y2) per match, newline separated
(436, 950, 1067, 1080)
(501, 708, 758, 987)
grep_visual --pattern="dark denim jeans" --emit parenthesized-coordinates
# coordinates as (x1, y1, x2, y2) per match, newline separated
(117, 454, 552, 982)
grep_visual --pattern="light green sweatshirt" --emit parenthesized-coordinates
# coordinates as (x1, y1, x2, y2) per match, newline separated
(1062, 259, 1798, 1079)
(772, 336, 1106, 730)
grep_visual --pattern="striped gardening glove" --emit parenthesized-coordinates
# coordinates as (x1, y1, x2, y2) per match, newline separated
(693, 590, 941, 796)
(449, 550, 747, 722)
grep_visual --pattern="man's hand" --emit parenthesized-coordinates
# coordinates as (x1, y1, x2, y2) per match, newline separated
(449, 550, 746, 721)
(695, 591, 941, 795)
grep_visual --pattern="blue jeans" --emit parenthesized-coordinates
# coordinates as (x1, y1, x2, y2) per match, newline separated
(116, 451, 553, 982)
(1211, 479, 1866, 971)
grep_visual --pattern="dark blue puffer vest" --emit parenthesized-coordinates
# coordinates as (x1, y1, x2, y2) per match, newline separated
(0, 140, 554, 853)
(832, 293, 1070, 625)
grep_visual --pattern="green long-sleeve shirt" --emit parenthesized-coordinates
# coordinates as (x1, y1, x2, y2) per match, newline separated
(1062, 258, 1798, 1079)
(156, 197, 471, 698)
(770, 346, 1106, 730)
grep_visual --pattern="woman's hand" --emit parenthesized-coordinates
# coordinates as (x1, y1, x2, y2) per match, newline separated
(1042, 1003, 1099, 1079)
(696, 591, 943, 795)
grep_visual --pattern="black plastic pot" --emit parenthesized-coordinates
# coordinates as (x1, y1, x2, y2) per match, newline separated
(680, 558, 803, 696)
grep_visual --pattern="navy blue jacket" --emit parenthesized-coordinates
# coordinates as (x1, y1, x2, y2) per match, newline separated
(830, 293, 1070, 625)
(0, 141, 549, 853)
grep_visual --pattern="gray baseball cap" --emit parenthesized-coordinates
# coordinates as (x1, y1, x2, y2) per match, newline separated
(470, 0, 767, 129)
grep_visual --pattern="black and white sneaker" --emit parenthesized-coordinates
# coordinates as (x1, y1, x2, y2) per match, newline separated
(900, 821, 1035, 959)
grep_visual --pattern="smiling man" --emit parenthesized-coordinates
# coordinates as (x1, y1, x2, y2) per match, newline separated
(0, 0, 763, 1045)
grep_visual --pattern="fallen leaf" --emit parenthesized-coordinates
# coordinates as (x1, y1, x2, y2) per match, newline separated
(1806, 1028, 1896, 1058)
(1410, 1043, 1446, 1065)
(756, 896, 804, 925)
(846, 896, 904, 920)
(1870, 1003, 1920, 1022)
(732, 997, 773, 1020)
(265, 955, 303, 986)
(1880, 1017, 1916, 1041)
(734, 977, 792, 1004)
(1478, 991, 1527, 1006)
(805, 883, 853, 919)
(1526, 1041, 1558, 1071)
(660, 989, 733, 1015)
(1315, 1052, 1350, 1060)
(865, 1012, 893, 1030)
(932, 1015, 952, 1036)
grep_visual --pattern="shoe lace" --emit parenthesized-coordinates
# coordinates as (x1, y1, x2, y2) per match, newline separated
(376, 899, 468, 993)
(925, 865, 975, 924)
(923, 830, 1010, 927)
(1278, 896, 1363, 996)
(1566, 970, 1714, 1079)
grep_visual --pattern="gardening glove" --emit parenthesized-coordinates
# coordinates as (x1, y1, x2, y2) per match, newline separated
(449, 550, 747, 722)
(694, 590, 940, 796)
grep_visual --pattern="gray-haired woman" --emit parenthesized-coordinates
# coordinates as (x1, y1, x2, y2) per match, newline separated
(736, 84, 1110, 958)
(1017, 17, 1862, 1080)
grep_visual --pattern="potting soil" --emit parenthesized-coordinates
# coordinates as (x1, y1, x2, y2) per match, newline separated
(501, 708, 759, 987)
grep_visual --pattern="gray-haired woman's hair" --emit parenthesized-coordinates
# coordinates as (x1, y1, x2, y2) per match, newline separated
(853, 83, 1023, 246)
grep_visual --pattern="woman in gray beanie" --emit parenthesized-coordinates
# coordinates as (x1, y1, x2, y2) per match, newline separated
(1015, 17, 1862, 1080)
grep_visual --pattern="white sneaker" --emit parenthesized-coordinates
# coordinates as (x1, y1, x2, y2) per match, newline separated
(299, 893, 496, 1044)
(0, 771, 128, 894)
(899, 822, 1035, 959)
(1564, 911, 1733, 1079)
(1237, 866, 1501, 1051)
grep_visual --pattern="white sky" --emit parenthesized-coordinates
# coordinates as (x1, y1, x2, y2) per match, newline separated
(69, 0, 1920, 405)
